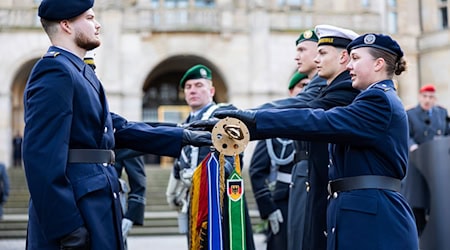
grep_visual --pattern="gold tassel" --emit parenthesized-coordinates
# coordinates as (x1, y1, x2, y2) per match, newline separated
(219, 153, 226, 213)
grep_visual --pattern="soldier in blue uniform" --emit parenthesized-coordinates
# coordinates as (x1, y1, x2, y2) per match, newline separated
(249, 72, 309, 250)
(214, 33, 418, 250)
(402, 83, 449, 235)
(23, 1, 210, 249)
(165, 64, 255, 250)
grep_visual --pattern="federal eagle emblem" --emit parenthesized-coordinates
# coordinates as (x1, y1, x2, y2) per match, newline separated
(227, 179, 244, 201)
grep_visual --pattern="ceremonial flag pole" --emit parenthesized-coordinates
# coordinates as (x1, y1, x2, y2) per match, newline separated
(189, 117, 249, 250)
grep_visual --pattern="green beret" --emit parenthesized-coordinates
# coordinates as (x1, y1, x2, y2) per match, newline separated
(39, 0, 94, 21)
(295, 29, 319, 46)
(180, 64, 212, 88)
(288, 72, 308, 90)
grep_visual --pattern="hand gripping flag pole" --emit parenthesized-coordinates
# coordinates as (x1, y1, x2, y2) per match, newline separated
(189, 117, 249, 250)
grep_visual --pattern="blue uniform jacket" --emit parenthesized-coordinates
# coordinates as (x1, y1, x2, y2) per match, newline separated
(407, 104, 449, 146)
(23, 47, 183, 249)
(253, 80, 418, 250)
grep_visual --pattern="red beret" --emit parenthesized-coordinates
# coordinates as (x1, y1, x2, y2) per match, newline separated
(419, 84, 436, 93)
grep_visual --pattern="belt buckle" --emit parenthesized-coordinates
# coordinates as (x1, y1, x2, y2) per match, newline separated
(327, 182, 332, 195)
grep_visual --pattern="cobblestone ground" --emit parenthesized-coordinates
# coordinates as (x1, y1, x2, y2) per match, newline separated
(0, 234, 266, 250)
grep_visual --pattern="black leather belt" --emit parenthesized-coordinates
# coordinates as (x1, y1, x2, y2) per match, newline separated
(328, 175, 401, 194)
(68, 149, 115, 164)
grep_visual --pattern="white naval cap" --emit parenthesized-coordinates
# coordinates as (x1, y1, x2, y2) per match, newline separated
(315, 24, 359, 48)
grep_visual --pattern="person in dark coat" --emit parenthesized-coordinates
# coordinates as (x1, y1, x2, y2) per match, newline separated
(214, 33, 419, 250)
(23, 1, 210, 249)
(0, 162, 10, 220)
(249, 72, 309, 250)
(401, 83, 449, 235)
(12, 133, 22, 168)
(165, 64, 255, 250)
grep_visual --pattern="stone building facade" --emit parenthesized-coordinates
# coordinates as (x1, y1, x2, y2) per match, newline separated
(0, 0, 449, 166)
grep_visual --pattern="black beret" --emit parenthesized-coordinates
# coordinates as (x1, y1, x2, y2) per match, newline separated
(346, 33, 404, 58)
(38, 0, 94, 21)
(180, 64, 212, 88)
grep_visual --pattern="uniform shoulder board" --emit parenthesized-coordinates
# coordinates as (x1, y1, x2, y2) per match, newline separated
(43, 51, 60, 58)
(373, 84, 391, 92)
(217, 103, 231, 107)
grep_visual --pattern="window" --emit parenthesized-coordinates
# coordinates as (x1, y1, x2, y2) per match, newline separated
(387, 0, 398, 33)
(361, 0, 370, 8)
(195, 0, 215, 8)
(276, 0, 312, 8)
(438, 0, 448, 29)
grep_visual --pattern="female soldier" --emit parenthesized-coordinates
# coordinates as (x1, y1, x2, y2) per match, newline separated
(213, 33, 418, 249)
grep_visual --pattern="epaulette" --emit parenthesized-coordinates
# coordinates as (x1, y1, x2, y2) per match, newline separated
(373, 83, 391, 92)
(43, 51, 60, 58)
(217, 103, 232, 107)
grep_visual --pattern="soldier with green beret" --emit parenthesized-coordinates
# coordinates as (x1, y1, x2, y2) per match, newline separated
(288, 72, 309, 97)
(179, 64, 212, 89)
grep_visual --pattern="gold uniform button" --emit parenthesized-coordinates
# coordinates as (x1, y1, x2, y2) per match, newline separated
(305, 181, 310, 192)
(104, 127, 108, 133)
(333, 192, 338, 199)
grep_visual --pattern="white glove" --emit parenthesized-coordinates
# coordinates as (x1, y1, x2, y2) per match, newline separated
(122, 218, 133, 238)
(166, 173, 183, 210)
(409, 144, 419, 152)
(268, 209, 284, 235)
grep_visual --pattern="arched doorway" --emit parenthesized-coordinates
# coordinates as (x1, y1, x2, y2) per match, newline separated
(141, 55, 229, 164)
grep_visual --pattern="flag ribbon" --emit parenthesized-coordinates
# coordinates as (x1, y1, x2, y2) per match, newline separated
(227, 154, 246, 250)
(189, 152, 225, 250)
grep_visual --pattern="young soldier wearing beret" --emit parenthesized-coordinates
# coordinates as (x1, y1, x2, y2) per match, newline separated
(214, 33, 419, 250)
(288, 72, 309, 96)
(23, 1, 211, 249)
